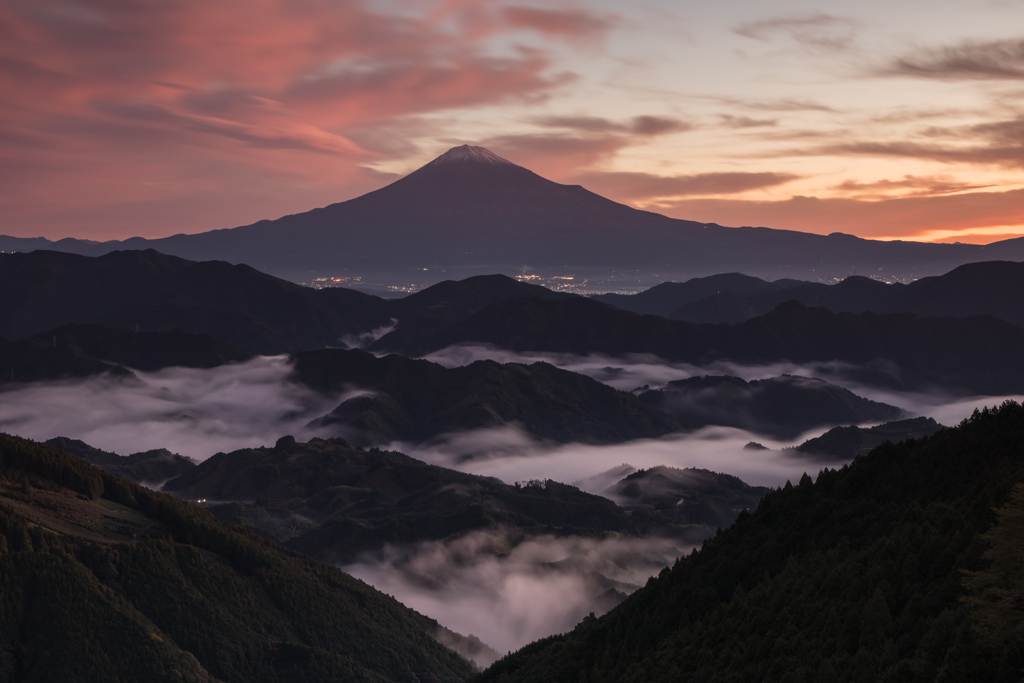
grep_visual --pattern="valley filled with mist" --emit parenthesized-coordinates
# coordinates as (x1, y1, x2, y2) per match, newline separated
(3, 236, 1024, 679)
(6, 0, 1024, 673)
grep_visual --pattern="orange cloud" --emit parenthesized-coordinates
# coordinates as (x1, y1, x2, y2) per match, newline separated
(649, 188, 1024, 241)
(573, 171, 800, 199)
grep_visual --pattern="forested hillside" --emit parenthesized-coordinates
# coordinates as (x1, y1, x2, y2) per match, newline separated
(475, 402, 1024, 683)
(0, 433, 475, 682)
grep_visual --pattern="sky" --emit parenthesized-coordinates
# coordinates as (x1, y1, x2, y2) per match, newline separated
(1, 0, 1023, 244)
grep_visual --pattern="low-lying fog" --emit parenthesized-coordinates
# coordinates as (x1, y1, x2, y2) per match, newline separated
(389, 424, 835, 489)
(2, 347, 1015, 465)
(2, 348, 1020, 660)
(423, 343, 1024, 428)
(343, 532, 692, 661)
(0, 356, 349, 459)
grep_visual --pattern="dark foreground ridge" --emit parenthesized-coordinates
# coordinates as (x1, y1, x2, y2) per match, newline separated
(473, 401, 1024, 682)
(0, 433, 476, 682)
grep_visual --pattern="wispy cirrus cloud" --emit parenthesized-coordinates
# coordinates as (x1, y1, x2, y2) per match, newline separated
(822, 136, 1024, 170)
(718, 114, 777, 129)
(707, 96, 837, 113)
(531, 114, 691, 136)
(571, 170, 800, 200)
(734, 14, 859, 51)
(830, 175, 992, 200)
(885, 38, 1024, 80)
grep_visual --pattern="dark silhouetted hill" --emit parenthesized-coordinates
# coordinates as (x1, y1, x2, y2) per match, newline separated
(0, 323, 249, 385)
(592, 273, 808, 316)
(162, 437, 762, 566)
(371, 274, 576, 353)
(0, 251, 584, 356)
(0, 249, 392, 354)
(0, 333, 134, 385)
(414, 297, 1024, 394)
(292, 349, 685, 444)
(601, 466, 770, 529)
(638, 375, 906, 439)
(164, 436, 640, 564)
(0, 432, 476, 682)
(792, 416, 944, 460)
(41, 323, 250, 370)
(45, 436, 197, 484)
(651, 261, 1024, 326)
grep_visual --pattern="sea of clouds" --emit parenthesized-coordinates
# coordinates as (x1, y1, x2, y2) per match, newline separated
(2, 346, 1020, 657)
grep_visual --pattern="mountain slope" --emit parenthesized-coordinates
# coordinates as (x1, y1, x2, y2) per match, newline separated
(665, 261, 1024, 326)
(0, 251, 580, 356)
(473, 401, 1024, 683)
(639, 375, 906, 439)
(792, 416, 944, 460)
(0, 249, 393, 352)
(292, 349, 686, 444)
(42, 323, 250, 370)
(163, 436, 646, 564)
(0, 333, 134, 385)
(592, 273, 809, 316)
(0, 433, 475, 682)
(45, 436, 197, 484)
(371, 274, 577, 353)
(0, 323, 250, 385)
(415, 297, 1024, 394)
(600, 466, 770, 528)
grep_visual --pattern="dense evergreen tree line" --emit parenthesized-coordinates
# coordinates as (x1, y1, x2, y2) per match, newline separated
(475, 402, 1024, 682)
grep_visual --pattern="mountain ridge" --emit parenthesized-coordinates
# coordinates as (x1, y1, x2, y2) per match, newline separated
(601, 261, 1024, 325)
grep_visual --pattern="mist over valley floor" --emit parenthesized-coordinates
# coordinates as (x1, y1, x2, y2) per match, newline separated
(2, 124, 1024, 678)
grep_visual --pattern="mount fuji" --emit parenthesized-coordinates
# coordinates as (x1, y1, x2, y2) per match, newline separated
(3, 145, 1022, 282)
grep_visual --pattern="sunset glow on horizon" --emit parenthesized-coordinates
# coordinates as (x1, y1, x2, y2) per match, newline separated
(2, 0, 1022, 243)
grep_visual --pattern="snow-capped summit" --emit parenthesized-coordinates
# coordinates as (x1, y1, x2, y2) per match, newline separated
(425, 144, 515, 167)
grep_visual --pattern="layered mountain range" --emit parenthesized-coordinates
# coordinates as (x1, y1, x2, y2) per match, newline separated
(3, 146, 1023, 282)
(595, 260, 1024, 325)
(6, 250, 1024, 398)
(473, 402, 1024, 683)
(7, 141, 1024, 682)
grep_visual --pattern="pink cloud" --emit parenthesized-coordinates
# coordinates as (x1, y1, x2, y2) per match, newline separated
(502, 6, 615, 43)
(0, 0, 604, 239)
(482, 133, 630, 178)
